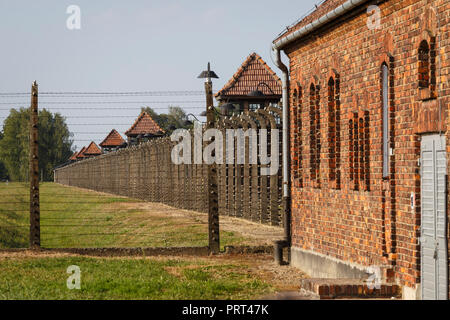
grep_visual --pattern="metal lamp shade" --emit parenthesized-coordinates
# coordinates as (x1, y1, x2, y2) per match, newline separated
(248, 90, 265, 97)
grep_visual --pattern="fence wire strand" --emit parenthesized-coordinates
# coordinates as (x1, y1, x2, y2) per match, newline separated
(0, 88, 284, 250)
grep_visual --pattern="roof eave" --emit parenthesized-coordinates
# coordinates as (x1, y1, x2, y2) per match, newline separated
(273, 0, 370, 51)
(216, 94, 282, 100)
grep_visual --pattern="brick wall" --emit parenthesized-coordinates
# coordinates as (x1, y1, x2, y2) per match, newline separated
(284, 0, 449, 295)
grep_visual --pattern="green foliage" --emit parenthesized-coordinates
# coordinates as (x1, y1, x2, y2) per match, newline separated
(0, 108, 73, 181)
(0, 109, 30, 181)
(38, 109, 74, 181)
(0, 131, 8, 180)
(141, 106, 193, 135)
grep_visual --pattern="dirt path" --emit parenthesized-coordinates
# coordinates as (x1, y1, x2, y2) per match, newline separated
(51, 184, 285, 246)
(111, 201, 285, 246)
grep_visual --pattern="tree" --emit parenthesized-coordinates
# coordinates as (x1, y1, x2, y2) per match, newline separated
(0, 131, 8, 181)
(141, 106, 193, 135)
(0, 109, 29, 181)
(0, 108, 73, 182)
(38, 109, 74, 181)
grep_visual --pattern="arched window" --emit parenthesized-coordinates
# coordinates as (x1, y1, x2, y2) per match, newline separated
(327, 76, 341, 189)
(292, 88, 299, 181)
(309, 83, 320, 183)
(349, 110, 370, 191)
(418, 38, 437, 99)
(382, 63, 390, 178)
(309, 84, 316, 180)
(292, 86, 303, 187)
(297, 86, 303, 188)
(418, 40, 430, 89)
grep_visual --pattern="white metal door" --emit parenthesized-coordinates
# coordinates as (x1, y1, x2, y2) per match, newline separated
(421, 134, 448, 300)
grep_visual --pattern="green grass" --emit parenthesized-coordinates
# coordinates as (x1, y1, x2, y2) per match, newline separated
(0, 182, 248, 249)
(0, 256, 273, 300)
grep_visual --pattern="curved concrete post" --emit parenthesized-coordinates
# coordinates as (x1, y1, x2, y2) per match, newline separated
(242, 113, 260, 222)
(221, 117, 236, 217)
(236, 116, 252, 220)
(267, 106, 283, 120)
(255, 109, 281, 226)
(216, 118, 228, 217)
(251, 110, 272, 224)
(229, 116, 243, 217)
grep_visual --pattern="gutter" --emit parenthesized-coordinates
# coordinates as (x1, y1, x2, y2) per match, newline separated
(273, 0, 370, 51)
(271, 0, 370, 263)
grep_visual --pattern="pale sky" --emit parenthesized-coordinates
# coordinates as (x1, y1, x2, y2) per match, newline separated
(0, 0, 319, 149)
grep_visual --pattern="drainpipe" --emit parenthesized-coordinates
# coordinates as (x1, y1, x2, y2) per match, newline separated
(271, 0, 371, 263)
(271, 47, 291, 249)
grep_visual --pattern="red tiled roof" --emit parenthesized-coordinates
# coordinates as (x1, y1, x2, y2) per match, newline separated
(76, 147, 87, 159)
(274, 0, 348, 43)
(215, 52, 282, 98)
(100, 129, 126, 148)
(125, 111, 165, 137)
(84, 141, 102, 156)
(69, 151, 79, 161)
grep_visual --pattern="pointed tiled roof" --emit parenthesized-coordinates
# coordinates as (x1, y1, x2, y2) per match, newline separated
(69, 151, 79, 161)
(215, 52, 282, 98)
(125, 111, 165, 137)
(274, 0, 348, 43)
(76, 147, 87, 159)
(100, 129, 126, 148)
(84, 142, 102, 156)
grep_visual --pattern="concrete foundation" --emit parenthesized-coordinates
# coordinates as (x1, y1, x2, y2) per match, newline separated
(402, 284, 421, 300)
(290, 246, 370, 279)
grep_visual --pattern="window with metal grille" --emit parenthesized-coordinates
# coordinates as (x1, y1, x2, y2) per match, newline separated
(292, 89, 299, 182)
(418, 38, 437, 99)
(292, 86, 303, 188)
(328, 76, 341, 189)
(382, 63, 390, 178)
(309, 83, 320, 184)
(418, 40, 430, 88)
(349, 111, 370, 191)
(297, 86, 303, 188)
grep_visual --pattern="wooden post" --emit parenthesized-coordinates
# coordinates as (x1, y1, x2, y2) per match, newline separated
(205, 80, 220, 254)
(29, 81, 40, 249)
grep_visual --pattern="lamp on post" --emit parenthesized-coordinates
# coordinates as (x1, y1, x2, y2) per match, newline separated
(198, 62, 220, 254)
(168, 114, 202, 131)
(199, 103, 235, 118)
(197, 62, 219, 127)
(247, 82, 275, 111)
(183, 113, 202, 127)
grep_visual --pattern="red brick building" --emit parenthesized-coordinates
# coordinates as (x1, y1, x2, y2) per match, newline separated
(273, 0, 449, 299)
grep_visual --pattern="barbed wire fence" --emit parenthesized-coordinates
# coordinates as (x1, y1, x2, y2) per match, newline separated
(0, 88, 283, 249)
